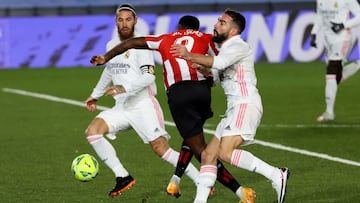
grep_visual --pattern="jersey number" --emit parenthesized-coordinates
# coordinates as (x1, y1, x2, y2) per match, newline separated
(174, 36, 195, 52)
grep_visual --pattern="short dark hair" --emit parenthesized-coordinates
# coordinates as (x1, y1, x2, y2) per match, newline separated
(178, 15, 200, 30)
(224, 9, 246, 34)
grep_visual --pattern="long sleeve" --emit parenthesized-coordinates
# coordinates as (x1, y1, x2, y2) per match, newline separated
(90, 66, 112, 99)
(213, 36, 250, 71)
(344, 0, 360, 28)
(311, 3, 321, 34)
(122, 71, 155, 93)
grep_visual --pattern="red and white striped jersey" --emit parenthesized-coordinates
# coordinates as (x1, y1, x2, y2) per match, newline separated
(145, 29, 218, 89)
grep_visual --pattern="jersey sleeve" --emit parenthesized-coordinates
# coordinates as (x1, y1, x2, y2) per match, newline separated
(344, 0, 360, 28)
(90, 66, 112, 99)
(145, 34, 164, 50)
(311, 2, 321, 34)
(212, 41, 250, 70)
(122, 67, 156, 93)
(211, 68, 220, 84)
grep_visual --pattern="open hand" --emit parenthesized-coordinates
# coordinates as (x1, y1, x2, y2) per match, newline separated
(170, 44, 191, 60)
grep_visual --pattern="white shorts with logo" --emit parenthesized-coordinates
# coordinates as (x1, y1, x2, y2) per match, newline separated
(96, 96, 170, 144)
(324, 30, 353, 61)
(214, 102, 262, 146)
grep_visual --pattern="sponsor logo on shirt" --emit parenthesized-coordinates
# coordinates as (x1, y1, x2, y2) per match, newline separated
(107, 63, 130, 74)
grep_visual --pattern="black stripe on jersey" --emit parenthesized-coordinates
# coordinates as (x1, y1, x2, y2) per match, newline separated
(140, 65, 155, 75)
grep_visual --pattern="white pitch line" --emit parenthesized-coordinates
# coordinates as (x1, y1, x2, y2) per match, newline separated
(260, 124, 360, 128)
(2, 87, 360, 167)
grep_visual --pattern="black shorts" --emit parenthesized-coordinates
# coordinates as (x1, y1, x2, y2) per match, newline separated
(166, 80, 213, 139)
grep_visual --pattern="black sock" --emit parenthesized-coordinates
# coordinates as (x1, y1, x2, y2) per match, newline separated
(174, 142, 193, 178)
(216, 160, 241, 193)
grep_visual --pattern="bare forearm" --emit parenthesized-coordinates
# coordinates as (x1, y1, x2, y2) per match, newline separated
(186, 53, 214, 67)
(104, 37, 148, 62)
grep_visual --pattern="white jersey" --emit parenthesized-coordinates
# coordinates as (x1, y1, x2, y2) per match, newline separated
(212, 35, 262, 143)
(311, 0, 360, 35)
(311, 0, 360, 60)
(212, 35, 262, 110)
(91, 34, 169, 143)
(90, 34, 156, 106)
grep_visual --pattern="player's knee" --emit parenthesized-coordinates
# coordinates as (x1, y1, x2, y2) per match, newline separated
(85, 118, 109, 137)
(150, 137, 169, 157)
(84, 126, 95, 137)
(85, 125, 102, 137)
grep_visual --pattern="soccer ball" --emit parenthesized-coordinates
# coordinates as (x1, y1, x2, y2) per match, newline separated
(71, 154, 99, 181)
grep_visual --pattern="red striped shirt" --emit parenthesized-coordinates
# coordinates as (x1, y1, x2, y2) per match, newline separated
(145, 29, 218, 89)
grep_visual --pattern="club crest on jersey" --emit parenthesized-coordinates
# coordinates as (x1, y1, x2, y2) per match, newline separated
(149, 65, 155, 74)
(125, 51, 130, 59)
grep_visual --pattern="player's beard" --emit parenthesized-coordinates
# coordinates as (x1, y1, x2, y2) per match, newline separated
(118, 26, 135, 40)
(212, 30, 226, 43)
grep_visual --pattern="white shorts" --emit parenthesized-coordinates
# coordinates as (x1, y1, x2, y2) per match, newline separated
(214, 102, 262, 146)
(324, 30, 353, 61)
(96, 96, 170, 144)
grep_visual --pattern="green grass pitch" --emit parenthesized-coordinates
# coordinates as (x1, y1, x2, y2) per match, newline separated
(0, 61, 359, 202)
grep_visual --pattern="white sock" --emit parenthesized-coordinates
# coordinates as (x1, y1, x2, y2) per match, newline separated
(87, 134, 129, 177)
(231, 149, 278, 182)
(193, 165, 217, 203)
(161, 148, 199, 184)
(325, 74, 337, 115)
(342, 61, 360, 82)
(235, 186, 248, 199)
(169, 174, 181, 185)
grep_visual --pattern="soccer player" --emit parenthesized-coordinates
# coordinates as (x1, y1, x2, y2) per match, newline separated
(91, 15, 255, 202)
(310, 0, 360, 122)
(170, 9, 290, 203)
(84, 4, 199, 198)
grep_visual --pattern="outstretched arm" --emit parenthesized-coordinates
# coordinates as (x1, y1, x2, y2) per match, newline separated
(170, 44, 214, 67)
(90, 37, 149, 66)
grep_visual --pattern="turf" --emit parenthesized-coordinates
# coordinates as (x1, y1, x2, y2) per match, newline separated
(0, 61, 359, 203)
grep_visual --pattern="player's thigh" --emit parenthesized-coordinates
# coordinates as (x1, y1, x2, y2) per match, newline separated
(85, 117, 109, 136)
(96, 108, 130, 134)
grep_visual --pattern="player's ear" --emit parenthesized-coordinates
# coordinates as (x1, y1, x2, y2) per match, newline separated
(230, 27, 238, 36)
